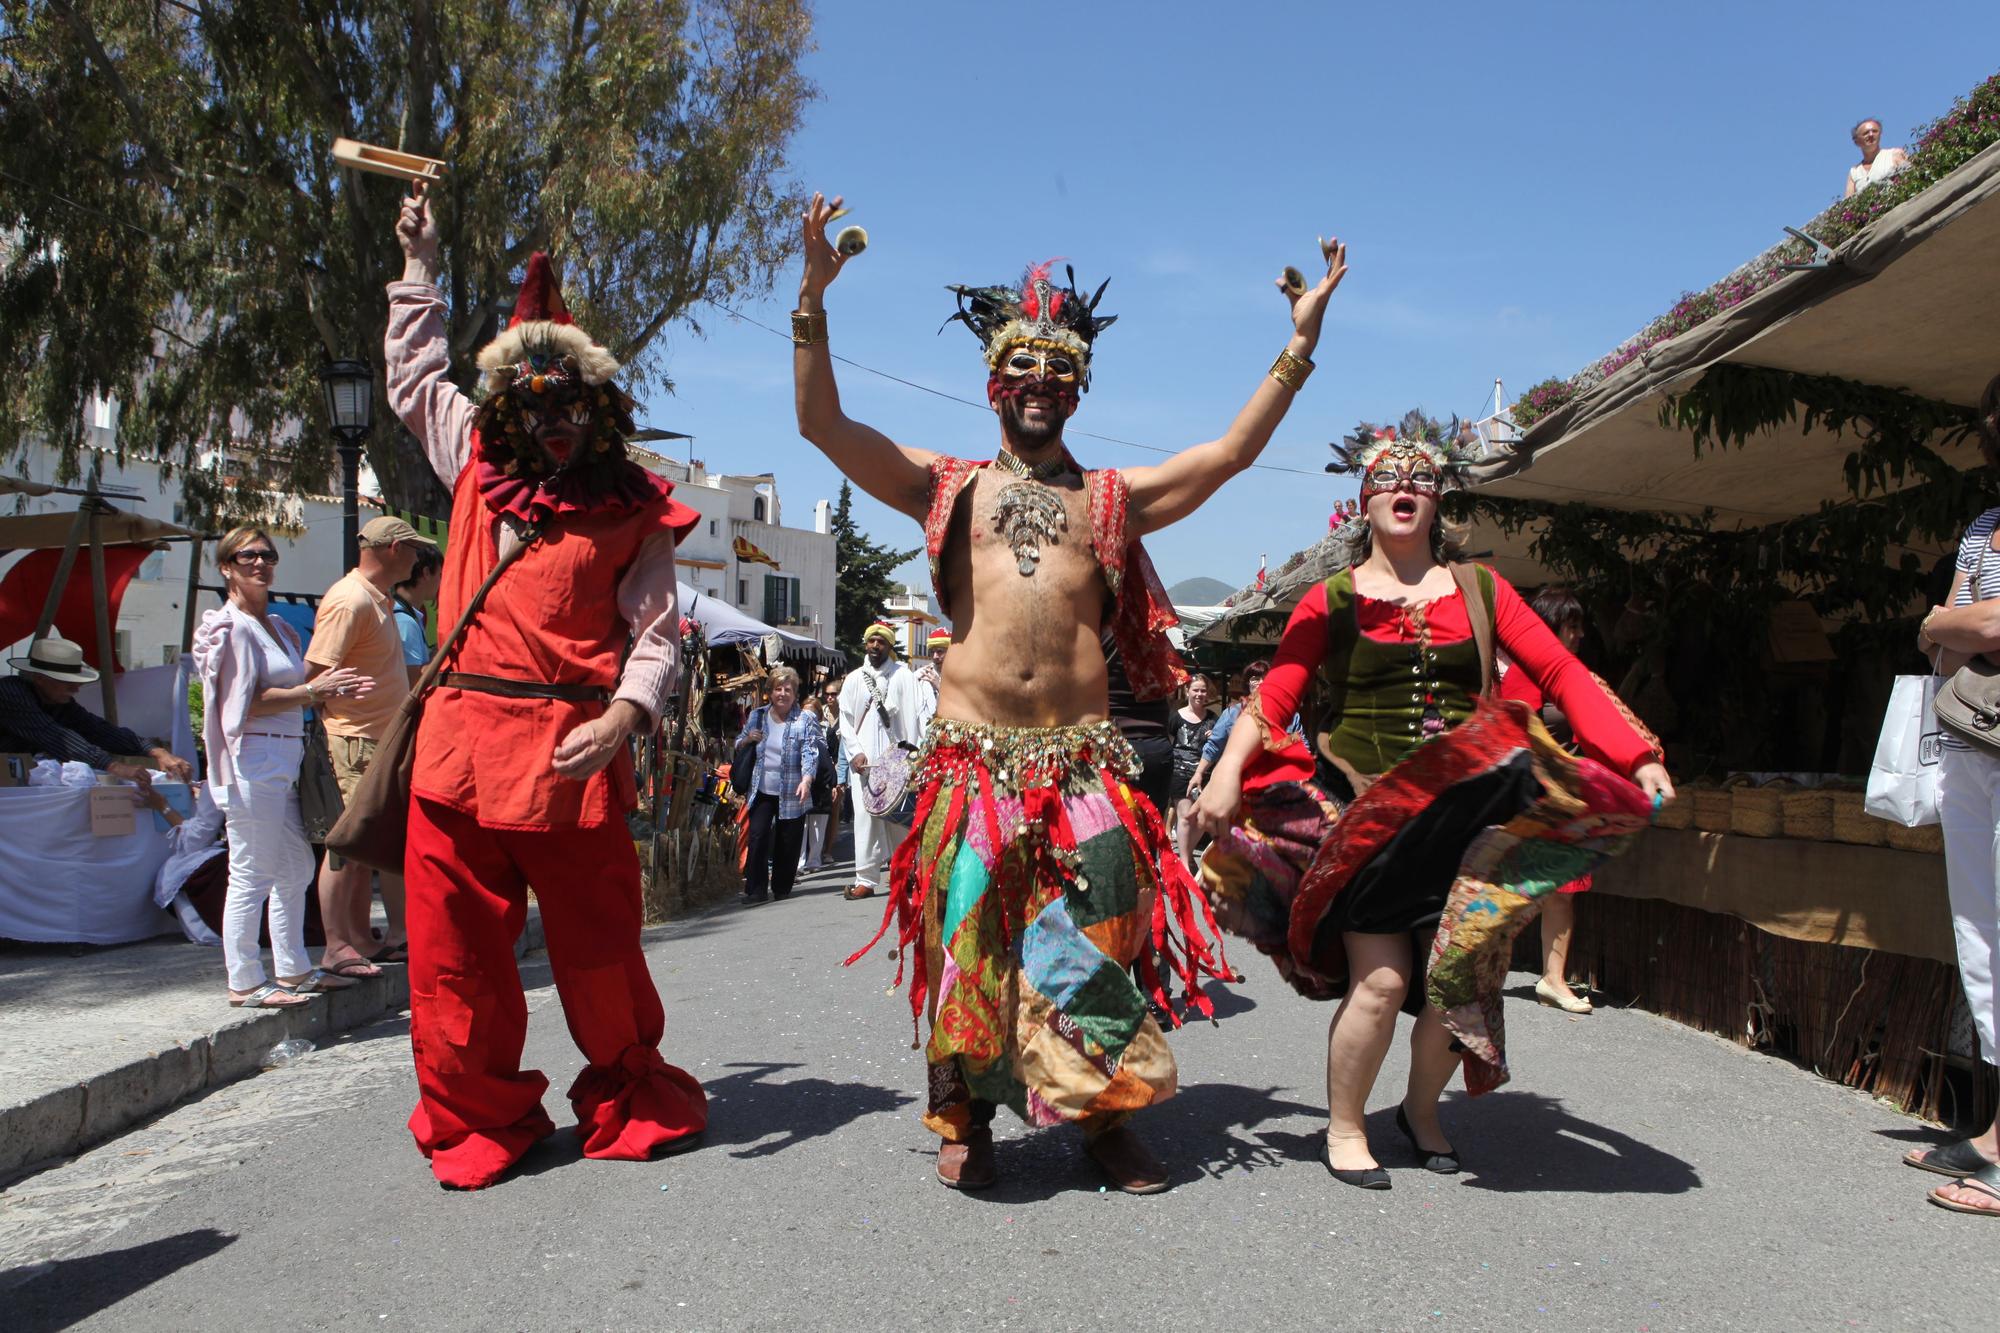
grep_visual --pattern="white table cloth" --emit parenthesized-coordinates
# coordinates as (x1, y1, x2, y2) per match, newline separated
(0, 784, 181, 944)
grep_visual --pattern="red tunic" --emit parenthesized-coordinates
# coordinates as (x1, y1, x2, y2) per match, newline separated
(1244, 571, 1654, 790)
(413, 458, 694, 829)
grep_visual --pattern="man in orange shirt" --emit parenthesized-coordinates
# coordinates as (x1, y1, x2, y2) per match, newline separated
(306, 515, 432, 975)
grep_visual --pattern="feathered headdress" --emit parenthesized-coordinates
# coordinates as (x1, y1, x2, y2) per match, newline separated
(1325, 414, 1483, 489)
(944, 260, 1117, 389)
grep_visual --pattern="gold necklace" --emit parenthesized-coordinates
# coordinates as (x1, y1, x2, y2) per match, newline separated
(993, 449, 1070, 482)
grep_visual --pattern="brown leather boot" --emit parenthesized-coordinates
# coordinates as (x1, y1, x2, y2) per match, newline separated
(1084, 1123, 1171, 1194)
(936, 1127, 996, 1190)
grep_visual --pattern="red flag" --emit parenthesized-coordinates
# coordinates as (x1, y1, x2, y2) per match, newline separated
(0, 546, 153, 671)
(1254, 554, 1267, 590)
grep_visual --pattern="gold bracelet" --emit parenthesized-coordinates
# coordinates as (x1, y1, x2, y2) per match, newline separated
(791, 309, 828, 346)
(1268, 348, 1314, 392)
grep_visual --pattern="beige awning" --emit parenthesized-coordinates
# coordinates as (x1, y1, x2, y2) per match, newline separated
(1480, 139, 2000, 520)
(0, 504, 200, 550)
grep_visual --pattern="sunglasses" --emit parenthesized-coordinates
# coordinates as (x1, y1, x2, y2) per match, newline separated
(231, 549, 280, 566)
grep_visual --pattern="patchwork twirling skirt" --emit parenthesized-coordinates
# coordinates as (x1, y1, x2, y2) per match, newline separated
(848, 719, 1230, 1140)
(1200, 697, 1651, 1094)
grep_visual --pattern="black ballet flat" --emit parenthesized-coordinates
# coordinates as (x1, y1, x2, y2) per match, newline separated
(1396, 1106, 1461, 1175)
(1322, 1143, 1391, 1190)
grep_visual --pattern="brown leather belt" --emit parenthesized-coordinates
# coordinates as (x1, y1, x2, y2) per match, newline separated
(441, 672, 610, 703)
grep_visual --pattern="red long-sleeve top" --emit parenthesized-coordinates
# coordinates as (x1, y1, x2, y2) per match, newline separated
(1243, 570, 1655, 790)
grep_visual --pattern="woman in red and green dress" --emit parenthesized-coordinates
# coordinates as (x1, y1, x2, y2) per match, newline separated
(1195, 427, 1673, 1189)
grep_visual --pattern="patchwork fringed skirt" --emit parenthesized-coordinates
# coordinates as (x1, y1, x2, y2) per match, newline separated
(1200, 698, 1651, 1095)
(848, 719, 1231, 1139)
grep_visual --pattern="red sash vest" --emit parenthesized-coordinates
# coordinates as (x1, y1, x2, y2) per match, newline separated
(923, 455, 1187, 702)
(413, 438, 695, 828)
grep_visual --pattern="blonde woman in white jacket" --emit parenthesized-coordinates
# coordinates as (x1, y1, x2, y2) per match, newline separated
(193, 526, 373, 1009)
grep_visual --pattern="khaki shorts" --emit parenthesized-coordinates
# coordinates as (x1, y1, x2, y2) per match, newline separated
(328, 733, 379, 803)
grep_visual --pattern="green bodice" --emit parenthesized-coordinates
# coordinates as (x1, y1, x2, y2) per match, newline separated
(1312, 566, 1495, 777)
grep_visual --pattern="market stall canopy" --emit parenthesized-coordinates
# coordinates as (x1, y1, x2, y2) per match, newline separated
(0, 502, 199, 551)
(677, 582, 845, 668)
(1478, 140, 2000, 521)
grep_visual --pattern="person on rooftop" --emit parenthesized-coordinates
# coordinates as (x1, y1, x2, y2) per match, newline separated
(0, 635, 192, 785)
(1843, 117, 1909, 198)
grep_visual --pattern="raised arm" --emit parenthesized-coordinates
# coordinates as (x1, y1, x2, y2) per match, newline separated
(386, 181, 475, 485)
(792, 192, 936, 521)
(1123, 238, 1349, 536)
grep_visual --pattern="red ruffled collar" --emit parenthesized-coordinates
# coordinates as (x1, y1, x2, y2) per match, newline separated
(473, 432, 674, 526)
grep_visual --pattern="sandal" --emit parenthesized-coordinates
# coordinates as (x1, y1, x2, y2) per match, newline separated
(283, 968, 357, 994)
(1927, 1163, 2000, 1216)
(229, 981, 314, 1009)
(369, 942, 410, 965)
(1904, 1138, 1994, 1179)
(319, 954, 384, 979)
(843, 885, 875, 901)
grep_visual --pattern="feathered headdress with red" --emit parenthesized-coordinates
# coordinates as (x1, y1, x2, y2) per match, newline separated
(944, 260, 1117, 390)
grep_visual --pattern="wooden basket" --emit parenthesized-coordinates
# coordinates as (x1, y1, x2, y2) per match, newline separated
(1829, 788, 1887, 846)
(1730, 781, 1789, 838)
(1884, 820, 1945, 854)
(1693, 776, 1748, 834)
(1780, 789, 1834, 841)
(1654, 791, 1694, 830)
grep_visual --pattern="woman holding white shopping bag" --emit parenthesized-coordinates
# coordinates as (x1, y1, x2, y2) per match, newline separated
(1908, 373, 2000, 1217)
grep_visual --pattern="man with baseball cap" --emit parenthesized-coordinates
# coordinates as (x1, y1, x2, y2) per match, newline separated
(837, 621, 924, 900)
(306, 513, 437, 977)
(0, 634, 193, 783)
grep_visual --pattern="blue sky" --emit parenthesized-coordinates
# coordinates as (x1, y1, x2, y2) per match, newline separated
(635, 1, 2000, 595)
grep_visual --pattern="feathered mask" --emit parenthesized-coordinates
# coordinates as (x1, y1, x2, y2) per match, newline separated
(1326, 419, 1481, 497)
(944, 260, 1116, 391)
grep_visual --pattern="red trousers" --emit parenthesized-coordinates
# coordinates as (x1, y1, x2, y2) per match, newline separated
(404, 796, 707, 1188)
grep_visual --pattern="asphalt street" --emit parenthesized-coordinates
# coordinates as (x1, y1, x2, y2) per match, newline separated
(4, 847, 1998, 1332)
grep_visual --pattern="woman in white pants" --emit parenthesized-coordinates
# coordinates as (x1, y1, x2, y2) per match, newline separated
(1911, 378, 2000, 1216)
(192, 526, 373, 1009)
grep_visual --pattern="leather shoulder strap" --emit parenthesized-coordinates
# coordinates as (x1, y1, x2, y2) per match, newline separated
(418, 522, 545, 702)
(1449, 562, 1496, 698)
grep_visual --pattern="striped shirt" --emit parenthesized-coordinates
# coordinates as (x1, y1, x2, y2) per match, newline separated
(1941, 507, 2000, 751)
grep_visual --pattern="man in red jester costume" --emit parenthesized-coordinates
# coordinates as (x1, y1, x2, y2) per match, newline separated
(383, 182, 707, 1189)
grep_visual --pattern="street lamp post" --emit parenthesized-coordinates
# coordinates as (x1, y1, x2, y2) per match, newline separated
(320, 359, 376, 571)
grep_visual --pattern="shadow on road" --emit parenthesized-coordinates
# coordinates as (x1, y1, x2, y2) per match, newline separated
(700, 1060, 915, 1160)
(959, 1081, 1327, 1203)
(1451, 1091, 1701, 1194)
(3, 1228, 237, 1332)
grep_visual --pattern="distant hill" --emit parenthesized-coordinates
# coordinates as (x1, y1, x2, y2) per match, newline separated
(1167, 576, 1235, 605)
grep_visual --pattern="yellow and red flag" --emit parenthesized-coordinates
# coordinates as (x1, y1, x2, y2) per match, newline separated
(732, 535, 780, 569)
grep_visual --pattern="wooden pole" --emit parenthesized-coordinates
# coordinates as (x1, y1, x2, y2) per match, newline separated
(179, 538, 205, 654)
(30, 504, 93, 642)
(87, 508, 117, 727)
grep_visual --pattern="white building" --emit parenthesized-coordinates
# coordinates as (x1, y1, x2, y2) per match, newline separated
(3, 413, 839, 672)
(1, 406, 373, 671)
(879, 584, 943, 660)
(630, 451, 838, 647)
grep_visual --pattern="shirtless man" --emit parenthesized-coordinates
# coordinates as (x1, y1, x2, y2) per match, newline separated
(794, 191, 1347, 1193)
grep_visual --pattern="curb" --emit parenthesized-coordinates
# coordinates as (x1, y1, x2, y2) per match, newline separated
(0, 912, 546, 1186)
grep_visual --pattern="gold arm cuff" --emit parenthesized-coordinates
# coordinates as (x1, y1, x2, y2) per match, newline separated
(791, 309, 828, 346)
(1268, 348, 1314, 392)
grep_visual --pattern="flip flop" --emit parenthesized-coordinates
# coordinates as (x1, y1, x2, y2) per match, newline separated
(320, 955, 384, 979)
(1927, 1163, 2000, 1216)
(229, 981, 314, 1009)
(1904, 1138, 1994, 1179)
(843, 885, 875, 901)
(369, 942, 410, 965)
(283, 968, 358, 994)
